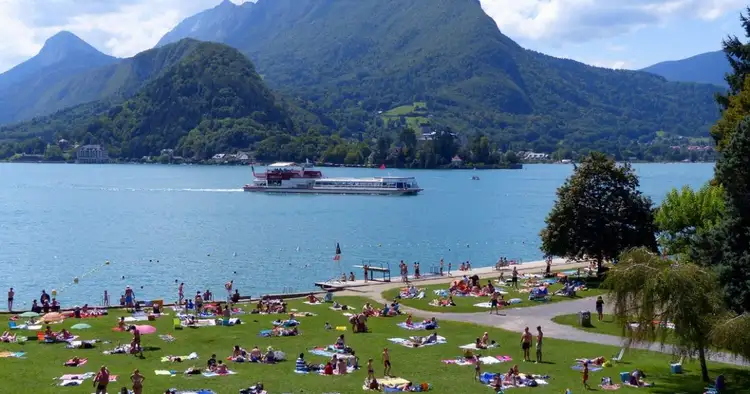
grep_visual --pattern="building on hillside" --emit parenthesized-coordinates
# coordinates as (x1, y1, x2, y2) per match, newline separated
(161, 149, 174, 157)
(57, 139, 69, 149)
(522, 152, 549, 161)
(76, 144, 110, 164)
(451, 155, 463, 167)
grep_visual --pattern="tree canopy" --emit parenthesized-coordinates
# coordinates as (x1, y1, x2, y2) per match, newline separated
(693, 116, 750, 314)
(540, 152, 658, 270)
(654, 183, 724, 258)
(604, 248, 733, 382)
(717, 7, 750, 110)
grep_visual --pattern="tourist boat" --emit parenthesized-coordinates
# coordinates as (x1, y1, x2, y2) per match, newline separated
(243, 162, 422, 195)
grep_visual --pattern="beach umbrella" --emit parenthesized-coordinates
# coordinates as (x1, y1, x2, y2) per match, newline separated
(135, 325, 156, 335)
(42, 312, 64, 323)
(18, 311, 39, 318)
(71, 323, 91, 330)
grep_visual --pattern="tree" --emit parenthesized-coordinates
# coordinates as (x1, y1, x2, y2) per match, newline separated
(712, 77, 750, 151)
(717, 8, 750, 110)
(540, 152, 658, 271)
(604, 248, 729, 382)
(693, 117, 750, 314)
(655, 183, 724, 258)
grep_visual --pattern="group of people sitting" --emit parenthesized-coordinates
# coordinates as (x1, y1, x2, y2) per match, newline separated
(489, 365, 533, 389)
(430, 295, 457, 307)
(295, 351, 359, 375)
(404, 314, 438, 330)
(205, 354, 230, 374)
(253, 298, 287, 314)
(30, 298, 60, 314)
(227, 345, 279, 363)
(347, 312, 369, 333)
(43, 325, 74, 342)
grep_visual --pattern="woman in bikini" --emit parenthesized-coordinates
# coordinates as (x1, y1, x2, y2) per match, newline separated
(382, 347, 391, 377)
(93, 365, 110, 394)
(367, 358, 375, 381)
(131, 369, 145, 394)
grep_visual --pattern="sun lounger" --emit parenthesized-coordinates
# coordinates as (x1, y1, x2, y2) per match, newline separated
(612, 348, 625, 363)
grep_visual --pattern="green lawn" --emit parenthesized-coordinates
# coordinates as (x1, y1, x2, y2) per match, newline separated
(381, 102, 429, 129)
(382, 278, 607, 313)
(0, 297, 745, 393)
(553, 313, 680, 344)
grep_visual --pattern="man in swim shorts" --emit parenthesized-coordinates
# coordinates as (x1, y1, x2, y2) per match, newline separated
(520, 327, 532, 362)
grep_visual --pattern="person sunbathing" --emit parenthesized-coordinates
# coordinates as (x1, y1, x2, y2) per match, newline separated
(576, 356, 605, 366)
(336, 357, 347, 374)
(475, 337, 486, 349)
(249, 346, 262, 362)
(503, 366, 518, 386)
(232, 345, 246, 361)
(335, 334, 346, 349)
(44, 325, 56, 340)
(480, 332, 490, 347)
(207, 354, 217, 371)
(65, 356, 83, 366)
(405, 314, 413, 326)
(116, 317, 126, 331)
(307, 293, 320, 303)
(59, 328, 73, 340)
(215, 361, 229, 374)
(491, 373, 503, 390)
(1, 331, 16, 342)
(264, 347, 276, 363)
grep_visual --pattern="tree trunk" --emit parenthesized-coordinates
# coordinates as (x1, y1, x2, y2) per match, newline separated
(698, 346, 710, 382)
(597, 257, 603, 274)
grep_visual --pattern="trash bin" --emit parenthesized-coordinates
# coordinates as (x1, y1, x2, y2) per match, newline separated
(578, 311, 592, 327)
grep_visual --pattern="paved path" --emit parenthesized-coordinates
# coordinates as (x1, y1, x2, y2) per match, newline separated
(343, 286, 749, 367)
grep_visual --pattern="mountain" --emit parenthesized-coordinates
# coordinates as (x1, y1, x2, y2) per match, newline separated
(156, 0, 253, 47)
(641, 50, 730, 86)
(0, 40, 299, 159)
(0, 38, 204, 124)
(0, 31, 117, 92)
(150, 0, 721, 156)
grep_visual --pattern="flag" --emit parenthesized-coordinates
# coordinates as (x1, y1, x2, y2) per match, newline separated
(333, 243, 342, 261)
(379, 164, 386, 170)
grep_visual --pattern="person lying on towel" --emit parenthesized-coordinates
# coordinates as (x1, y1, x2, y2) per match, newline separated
(64, 356, 84, 366)
(0, 331, 16, 343)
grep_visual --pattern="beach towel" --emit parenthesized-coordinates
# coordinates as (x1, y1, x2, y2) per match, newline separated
(201, 370, 236, 377)
(59, 373, 95, 381)
(473, 302, 493, 308)
(309, 347, 355, 359)
(396, 322, 438, 331)
(572, 364, 603, 372)
(171, 390, 217, 394)
(600, 384, 621, 390)
(159, 334, 176, 342)
(66, 340, 97, 349)
(0, 351, 25, 358)
(443, 356, 510, 365)
(388, 336, 446, 348)
(459, 343, 497, 350)
(303, 301, 322, 305)
(161, 352, 199, 362)
(319, 366, 356, 375)
(124, 316, 149, 322)
(103, 344, 131, 355)
(155, 370, 177, 376)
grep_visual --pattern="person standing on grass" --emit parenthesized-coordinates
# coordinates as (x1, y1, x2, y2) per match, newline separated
(474, 358, 482, 380)
(440, 259, 444, 276)
(511, 266, 519, 289)
(93, 365, 110, 394)
(382, 347, 391, 376)
(7, 288, 13, 312)
(490, 291, 499, 315)
(178, 282, 184, 305)
(582, 361, 590, 389)
(520, 327, 532, 362)
(535, 326, 543, 363)
(131, 369, 145, 394)
(595, 296, 604, 321)
(367, 358, 375, 381)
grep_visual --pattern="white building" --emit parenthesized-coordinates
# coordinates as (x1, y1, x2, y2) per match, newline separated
(76, 144, 109, 164)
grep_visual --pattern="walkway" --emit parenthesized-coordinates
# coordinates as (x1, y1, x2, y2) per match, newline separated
(344, 286, 749, 367)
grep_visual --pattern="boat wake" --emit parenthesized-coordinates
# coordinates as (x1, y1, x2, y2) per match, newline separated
(73, 186, 243, 193)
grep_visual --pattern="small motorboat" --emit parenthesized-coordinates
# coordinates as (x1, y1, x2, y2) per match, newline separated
(471, 176, 480, 180)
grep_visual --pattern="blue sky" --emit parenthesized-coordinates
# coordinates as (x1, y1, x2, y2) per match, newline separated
(0, 0, 746, 72)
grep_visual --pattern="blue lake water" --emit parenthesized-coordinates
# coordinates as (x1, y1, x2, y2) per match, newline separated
(0, 163, 714, 308)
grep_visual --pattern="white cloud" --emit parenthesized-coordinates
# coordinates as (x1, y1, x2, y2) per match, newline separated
(0, 0, 246, 72)
(587, 59, 629, 69)
(479, 0, 746, 44)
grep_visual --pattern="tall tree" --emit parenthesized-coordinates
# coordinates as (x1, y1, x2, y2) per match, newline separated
(605, 248, 729, 382)
(718, 8, 750, 110)
(655, 183, 724, 258)
(540, 152, 658, 271)
(712, 77, 750, 151)
(694, 117, 750, 314)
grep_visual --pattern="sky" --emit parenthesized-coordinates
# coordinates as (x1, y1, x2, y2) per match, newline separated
(0, 0, 747, 73)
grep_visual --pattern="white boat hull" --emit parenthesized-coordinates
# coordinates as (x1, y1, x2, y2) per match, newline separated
(243, 186, 421, 195)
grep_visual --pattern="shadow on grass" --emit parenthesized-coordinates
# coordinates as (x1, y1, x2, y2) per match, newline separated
(650, 366, 750, 394)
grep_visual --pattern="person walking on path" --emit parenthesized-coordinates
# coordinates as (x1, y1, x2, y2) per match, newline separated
(7, 288, 13, 312)
(595, 296, 604, 321)
(490, 291, 499, 315)
(511, 266, 519, 289)
(521, 327, 532, 362)
(93, 365, 110, 394)
(130, 368, 145, 394)
(382, 347, 392, 377)
(535, 326, 544, 363)
(439, 259, 444, 276)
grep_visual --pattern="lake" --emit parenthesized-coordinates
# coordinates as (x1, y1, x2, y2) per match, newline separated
(0, 163, 714, 308)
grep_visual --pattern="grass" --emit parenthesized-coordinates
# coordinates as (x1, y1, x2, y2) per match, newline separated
(553, 313, 681, 344)
(1, 296, 746, 393)
(381, 277, 607, 313)
(381, 102, 429, 129)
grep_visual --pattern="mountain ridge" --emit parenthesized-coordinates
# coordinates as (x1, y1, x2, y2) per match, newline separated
(640, 50, 730, 86)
